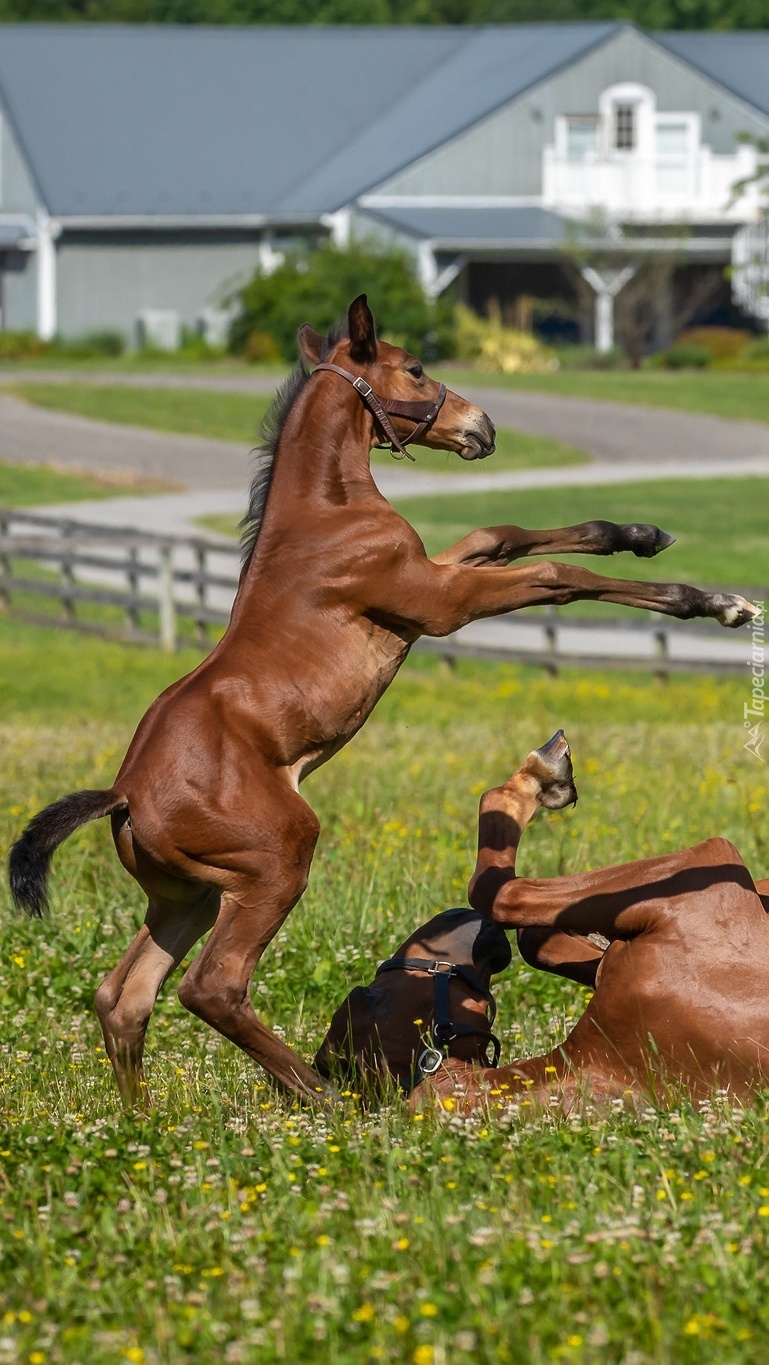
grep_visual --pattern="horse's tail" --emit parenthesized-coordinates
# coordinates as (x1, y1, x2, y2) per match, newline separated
(8, 789, 128, 919)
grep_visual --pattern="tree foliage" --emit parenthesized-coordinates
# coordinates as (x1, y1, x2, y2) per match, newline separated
(0, 0, 765, 26)
(230, 239, 454, 363)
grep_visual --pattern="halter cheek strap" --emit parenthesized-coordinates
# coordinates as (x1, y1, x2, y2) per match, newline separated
(312, 361, 447, 461)
(374, 956, 501, 1085)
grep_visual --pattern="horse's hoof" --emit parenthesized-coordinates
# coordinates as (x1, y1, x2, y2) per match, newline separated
(528, 731, 578, 810)
(713, 595, 760, 629)
(622, 524, 676, 558)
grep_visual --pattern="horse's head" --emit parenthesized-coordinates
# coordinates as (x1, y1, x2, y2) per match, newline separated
(314, 907, 511, 1094)
(298, 294, 496, 461)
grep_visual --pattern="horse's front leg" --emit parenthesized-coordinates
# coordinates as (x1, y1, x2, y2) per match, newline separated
(431, 520, 675, 567)
(404, 559, 757, 634)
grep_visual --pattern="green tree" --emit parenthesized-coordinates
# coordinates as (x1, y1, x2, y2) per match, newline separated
(0, 0, 766, 23)
(230, 239, 455, 362)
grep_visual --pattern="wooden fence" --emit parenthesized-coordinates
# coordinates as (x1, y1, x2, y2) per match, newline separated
(0, 508, 762, 676)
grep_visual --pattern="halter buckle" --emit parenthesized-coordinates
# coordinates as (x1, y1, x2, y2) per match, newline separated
(418, 1046, 445, 1076)
(427, 961, 455, 976)
(352, 376, 373, 398)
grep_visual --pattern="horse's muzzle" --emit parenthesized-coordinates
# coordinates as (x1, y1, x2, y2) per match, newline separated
(459, 415, 496, 461)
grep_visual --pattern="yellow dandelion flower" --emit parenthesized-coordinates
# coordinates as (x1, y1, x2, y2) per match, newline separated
(352, 1303, 375, 1323)
(419, 1302, 438, 1317)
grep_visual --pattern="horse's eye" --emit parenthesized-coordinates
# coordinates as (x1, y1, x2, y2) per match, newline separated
(408, 364, 423, 379)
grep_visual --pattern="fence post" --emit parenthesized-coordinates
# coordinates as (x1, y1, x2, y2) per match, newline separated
(126, 544, 141, 634)
(0, 511, 10, 611)
(60, 524, 77, 624)
(654, 624, 670, 681)
(195, 544, 209, 650)
(543, 606, 559, 676)
(157, 544, 176, 651)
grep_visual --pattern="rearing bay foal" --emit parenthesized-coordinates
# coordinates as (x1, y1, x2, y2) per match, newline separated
(9, 295, 757, 1108)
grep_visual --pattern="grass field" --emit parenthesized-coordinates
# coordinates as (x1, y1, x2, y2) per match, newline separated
(7, 385, 589, 474)
(2, 622, 769, 1362)
(437, 366, 769, 426)
(0, 461, 168, 508)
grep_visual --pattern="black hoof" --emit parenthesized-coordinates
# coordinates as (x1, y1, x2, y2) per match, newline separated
(531, 731, 578, 810)
(622, 524, 676, 559)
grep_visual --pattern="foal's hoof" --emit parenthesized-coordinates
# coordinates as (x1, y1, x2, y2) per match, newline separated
(623, 524, 676, 558)
(712, 594, 760, 629)
(528, 730, 578, 810)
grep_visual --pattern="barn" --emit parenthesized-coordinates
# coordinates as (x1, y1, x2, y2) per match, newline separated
(0, 22, 767, 347)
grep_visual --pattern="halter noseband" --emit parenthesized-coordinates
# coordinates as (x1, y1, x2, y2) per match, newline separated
(374, 956, 501, 1085)
(312, 362, 447, 462)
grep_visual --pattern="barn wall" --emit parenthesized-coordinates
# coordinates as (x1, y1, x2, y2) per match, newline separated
(55, 230, 265, 342)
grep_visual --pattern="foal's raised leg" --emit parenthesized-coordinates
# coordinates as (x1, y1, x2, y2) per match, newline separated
(176, 788, 330, 1102)
(432, 521, 675, 568)
(463, 731, 604, 986)
(94, 891, 218, 1110)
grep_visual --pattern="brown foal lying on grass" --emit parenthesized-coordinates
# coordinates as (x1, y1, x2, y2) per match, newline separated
(318, 733, 769, 1110)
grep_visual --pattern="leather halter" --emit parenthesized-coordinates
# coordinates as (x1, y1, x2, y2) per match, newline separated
(375, 956, 501, 1084)
(312, 361, 447, 461)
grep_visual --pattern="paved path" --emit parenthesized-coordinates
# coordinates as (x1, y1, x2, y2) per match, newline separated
(3, 368, 769, 481)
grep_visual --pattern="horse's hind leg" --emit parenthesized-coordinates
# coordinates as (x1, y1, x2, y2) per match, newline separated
(94, 891, 218, 1110)
(176, 797, 330, 1102)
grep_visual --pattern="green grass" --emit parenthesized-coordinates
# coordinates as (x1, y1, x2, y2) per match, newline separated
(9, 384, 274, 446)
(9, 384, 589, 473)
(2, 623, 769, 1361)
(0, 461, 169, 507)
(438, 365, 769, 425)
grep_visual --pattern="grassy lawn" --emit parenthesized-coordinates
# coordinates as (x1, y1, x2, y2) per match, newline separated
(1, 623, 768, 1361)
(8, 384, 589, 473)
(439, 365, 769, 425)
(0, 461, 170, 507)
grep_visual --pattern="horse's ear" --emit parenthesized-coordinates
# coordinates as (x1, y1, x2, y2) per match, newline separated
(348, 294, 378, 364)
(297, 324, 324, 366)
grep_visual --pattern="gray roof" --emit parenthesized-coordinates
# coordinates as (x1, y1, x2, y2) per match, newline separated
(361, 204, 570, 248)
(0, 22, 617, 219)
(654, 31, 769, 120)
(275, 23, 620, 213)
(1, 24, 767, 223)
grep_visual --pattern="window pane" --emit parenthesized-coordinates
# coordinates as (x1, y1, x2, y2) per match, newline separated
(566, 118, 599, 160)
(656, 121, 688, 155)
(614, 103, 635, 150)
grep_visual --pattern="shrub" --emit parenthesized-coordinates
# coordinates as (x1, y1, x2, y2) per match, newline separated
(674, 327, 753, 362)
(230, 239, 455, 362)
(0, 330, 50, 361)
(243, 330, 283, 364)
(658, 345, 711, 369)
(53, 331, 125, 359)
(453, 305, 557, 374)
(553, 344, 626, 371)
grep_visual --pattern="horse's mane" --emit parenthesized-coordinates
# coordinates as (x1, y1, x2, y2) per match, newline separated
(240, 317, 349, 567)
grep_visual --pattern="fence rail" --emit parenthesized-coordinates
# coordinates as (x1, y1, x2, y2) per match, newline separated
(0, 508, 762, 676)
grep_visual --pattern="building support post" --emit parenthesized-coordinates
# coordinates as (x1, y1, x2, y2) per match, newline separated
(579, 264, 636, 353)
(36, 213, 59, 340)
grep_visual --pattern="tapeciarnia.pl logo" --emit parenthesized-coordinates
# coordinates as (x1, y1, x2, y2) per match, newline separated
(744, 601, 766, 763)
